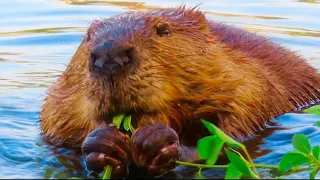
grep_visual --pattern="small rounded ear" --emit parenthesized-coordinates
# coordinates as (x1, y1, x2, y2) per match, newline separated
(176, 5, 209, 31)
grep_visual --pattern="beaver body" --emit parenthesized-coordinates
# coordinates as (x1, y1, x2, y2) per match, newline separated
(40, 6, 320, 175)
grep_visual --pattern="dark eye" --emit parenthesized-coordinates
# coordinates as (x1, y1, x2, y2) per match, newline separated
(156, 22, 171, 37)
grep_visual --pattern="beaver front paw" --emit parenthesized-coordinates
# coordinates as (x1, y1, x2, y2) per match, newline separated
(131, 123, 182, 176)
(81, 126, 130, 175)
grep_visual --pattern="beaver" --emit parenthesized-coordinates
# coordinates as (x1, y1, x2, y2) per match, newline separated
(39, 6, 320, 176)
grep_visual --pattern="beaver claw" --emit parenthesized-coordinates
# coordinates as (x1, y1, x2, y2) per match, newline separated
(131, 123, 182, 176)
(81, 126, 130, 175)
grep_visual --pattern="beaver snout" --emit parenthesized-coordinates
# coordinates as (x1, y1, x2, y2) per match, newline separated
(89, 40, 136, 79)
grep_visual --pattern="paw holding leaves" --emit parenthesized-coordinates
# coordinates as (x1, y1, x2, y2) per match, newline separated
(131, 123, 182, 175)
(81, 126, 130, 175)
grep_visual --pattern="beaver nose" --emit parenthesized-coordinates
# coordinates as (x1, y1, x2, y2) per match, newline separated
(89, 40, 135, 76)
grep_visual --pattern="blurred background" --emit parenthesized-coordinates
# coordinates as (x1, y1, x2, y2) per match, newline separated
(0, 0, 319, 178)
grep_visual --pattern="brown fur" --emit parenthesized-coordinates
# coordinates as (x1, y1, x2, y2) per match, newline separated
(39, 6, 320, 147)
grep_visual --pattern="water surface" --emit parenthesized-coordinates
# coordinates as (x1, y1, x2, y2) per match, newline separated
(0, 0, 320, 178)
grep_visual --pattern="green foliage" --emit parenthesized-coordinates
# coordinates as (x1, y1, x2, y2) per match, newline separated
(225, 149, 259, 179)
(197, 120, 260, 179)
(312, 146, 320, 161)
(180, 120, 320, 179)
(123, 115, 131, 131)
(201, 120, 241, 148)
(310, 167, 319, 179)
(225, 164, 243, 179)
(198, 135, 223, 165)
(112, 114, 125, 129)
(304, 105, 320, 117)
(292, 134, 311, 154)
(112, 114, 135, 133)
(278, 152, 310, 172)
(102, 165, 112, 180)
(278, 133, 320, 179)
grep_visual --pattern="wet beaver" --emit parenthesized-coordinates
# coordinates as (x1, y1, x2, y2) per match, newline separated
(40, 6, 320, 176)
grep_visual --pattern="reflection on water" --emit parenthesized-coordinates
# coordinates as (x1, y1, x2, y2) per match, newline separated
(0, 0, 319, 179)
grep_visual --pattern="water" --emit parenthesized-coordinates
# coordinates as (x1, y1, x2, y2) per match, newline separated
(0, 0, 319, 178)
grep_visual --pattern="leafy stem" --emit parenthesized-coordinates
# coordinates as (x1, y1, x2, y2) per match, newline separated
(239, 144, 260, 178)
(175, 160, 311, 172)
(176, 160, 229, 169)
(102, 165, 112, 180)
(307, 153, 320, 167)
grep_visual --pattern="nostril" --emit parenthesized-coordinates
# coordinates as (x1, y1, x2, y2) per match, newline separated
(95, 57, 106, 68)
(125, 48, 134, 63)
(113, 48, 135, 66)
(89, 53, 96, 67)
(90, 47, 107, 69)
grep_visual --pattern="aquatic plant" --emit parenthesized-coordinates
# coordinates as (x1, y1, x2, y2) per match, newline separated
(175, 120, 320, 179)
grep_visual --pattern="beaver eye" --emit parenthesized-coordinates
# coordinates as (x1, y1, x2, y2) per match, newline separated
(156, 23, 171, 37)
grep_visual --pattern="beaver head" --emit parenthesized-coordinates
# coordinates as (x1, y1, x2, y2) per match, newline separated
(83, 6, 220, 123)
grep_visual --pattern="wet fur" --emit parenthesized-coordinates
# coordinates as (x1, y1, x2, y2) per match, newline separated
(39, 6, 320, 147)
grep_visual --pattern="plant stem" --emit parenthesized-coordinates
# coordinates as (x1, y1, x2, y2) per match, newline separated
(240, 144, 260, 178)
(307, 154, 320, 167)
(313, 166, 320, 179)
(130, 126, 136, 133)
(254, 164, 310, 172)
(253, 164, 278, 169)
(102, 165, 113, 180)
(176, 161, 311, 172)
(175, 160, 228, 169)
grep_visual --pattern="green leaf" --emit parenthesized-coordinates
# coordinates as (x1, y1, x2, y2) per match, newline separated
(225, 149, 259, 179)
(292, 134, 311, 154)
(197, 135, 215, 159)
(53, 171, 67, 179)
(312, 146, 320, 162)
(112, 114, 125, 129)
(44, 168, 54, 179)
(123, 115, 132, 131)
(197, 135, 224, 165)
(304, 105, 320, 117)
(278, 152, 310, 172)
(102, 165, 113, 179)
(310, 166, 319, 179)
(225, 164, 243, 179)
(201, 120, 242, 148)
(315, 121, 320, 127)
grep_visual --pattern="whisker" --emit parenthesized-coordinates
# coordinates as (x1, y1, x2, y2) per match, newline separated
(136, 78, 176, 99)
(61, 40, 90, 57)
(140, 52, 206, 70)
(62, 40, 79, 49)
(84, 20, 92, 25)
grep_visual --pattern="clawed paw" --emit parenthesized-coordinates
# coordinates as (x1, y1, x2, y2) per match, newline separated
(131, 123, 182, 176)
(81, 126, 130, 175)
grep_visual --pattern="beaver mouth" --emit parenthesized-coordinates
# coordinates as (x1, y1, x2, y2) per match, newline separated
(89, 44, 136, 80)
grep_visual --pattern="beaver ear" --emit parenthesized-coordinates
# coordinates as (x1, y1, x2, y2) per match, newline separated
(178, 5, 209, 30)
